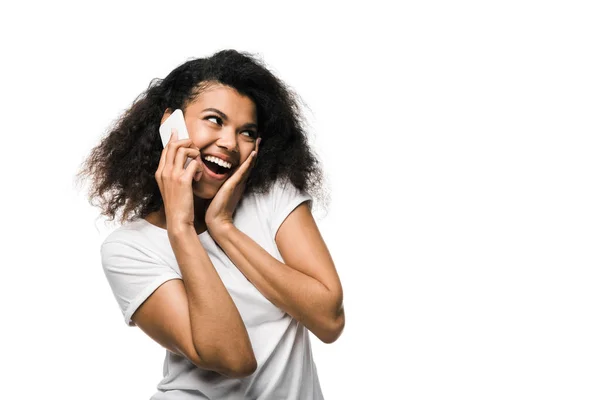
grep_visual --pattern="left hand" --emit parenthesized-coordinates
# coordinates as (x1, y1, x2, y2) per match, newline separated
(205, 138, 261, 233)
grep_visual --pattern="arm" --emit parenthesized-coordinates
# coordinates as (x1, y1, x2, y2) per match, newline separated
(131, 125, 256, 377)
(132, 226, 256, 377)
(210, 202, 345, 343)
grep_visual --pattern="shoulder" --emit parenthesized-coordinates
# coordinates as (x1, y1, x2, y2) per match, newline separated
(237, 177, 312, 240)
(100, 218, 163, 260)
(99, 219, 181, 327)
(247, 177, 313, 212)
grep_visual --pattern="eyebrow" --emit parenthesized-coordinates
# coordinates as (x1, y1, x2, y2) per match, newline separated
(202, 108, 258, 130)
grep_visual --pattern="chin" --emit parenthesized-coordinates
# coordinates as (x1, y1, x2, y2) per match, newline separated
(192, 181, 219, 199)
(192, 188, 216, 199)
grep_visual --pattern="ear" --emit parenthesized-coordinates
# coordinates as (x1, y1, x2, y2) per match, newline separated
(161, 108, 173, 125)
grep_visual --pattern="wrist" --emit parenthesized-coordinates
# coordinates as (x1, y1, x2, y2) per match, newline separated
(167, 221, 197, 239)
(207, 220, 236, 239)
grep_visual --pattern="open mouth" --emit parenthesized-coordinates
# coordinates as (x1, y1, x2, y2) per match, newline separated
(201, 155, 234, 180)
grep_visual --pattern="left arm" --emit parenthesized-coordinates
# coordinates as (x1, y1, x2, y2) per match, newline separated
(210, 202, 345, 344)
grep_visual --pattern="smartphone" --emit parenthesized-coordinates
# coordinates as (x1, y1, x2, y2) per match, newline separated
(159, 109, 193, 168)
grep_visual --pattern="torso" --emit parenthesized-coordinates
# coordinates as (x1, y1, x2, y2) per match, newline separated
(103, 178, 323, 399)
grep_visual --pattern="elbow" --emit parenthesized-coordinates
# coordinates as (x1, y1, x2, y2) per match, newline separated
(192, 358, 257, 378)
(197, 353, 257, 378)
(193, 343, 257, 378)
(317, 306, 346, 344)
(212, 346, 257, 378)
(220, 356, 258, 378)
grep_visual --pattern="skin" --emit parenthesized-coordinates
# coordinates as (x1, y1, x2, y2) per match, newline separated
(146, 82, 259, 234)
(136, 82, 345, 378)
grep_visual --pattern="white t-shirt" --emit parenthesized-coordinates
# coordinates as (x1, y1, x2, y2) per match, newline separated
(100, 178, 324, 400)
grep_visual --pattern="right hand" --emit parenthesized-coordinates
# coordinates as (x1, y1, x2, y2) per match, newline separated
(155, 128, 203, 230)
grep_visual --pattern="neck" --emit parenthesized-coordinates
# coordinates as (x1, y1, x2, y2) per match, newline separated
(193, 197, 210, 224)
(192, 197, 209, 235)
(154, 197, 210, 235)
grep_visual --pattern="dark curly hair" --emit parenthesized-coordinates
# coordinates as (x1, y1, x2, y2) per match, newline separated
(75, 49, 327, 225)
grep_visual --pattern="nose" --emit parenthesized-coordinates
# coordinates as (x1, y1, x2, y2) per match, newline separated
(216, 126, 238, 153)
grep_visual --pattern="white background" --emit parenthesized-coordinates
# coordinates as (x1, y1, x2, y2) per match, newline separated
(1, 1, 599, 399)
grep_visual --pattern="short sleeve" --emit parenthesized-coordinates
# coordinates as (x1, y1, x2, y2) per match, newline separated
(100, 240, 181, 327)
(268, 178, 313, 239)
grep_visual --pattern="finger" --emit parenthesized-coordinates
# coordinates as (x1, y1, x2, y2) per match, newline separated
(156, 147, 167, 183)
(163, 129, 179, 172)
(255, 137, 261, 152)
(187, 154, 204, 182)
(183, 157, 204, 182)
(250, 138, 261, 169)
(228, 150, 257, 186)
(165, 134, 195, 173)
(157, 129, 177, 174)
(174, 147, 201, 172)
(251, 138, 261, 167)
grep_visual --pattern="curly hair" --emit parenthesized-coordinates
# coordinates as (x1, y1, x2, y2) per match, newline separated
(75, 49, 327, 225)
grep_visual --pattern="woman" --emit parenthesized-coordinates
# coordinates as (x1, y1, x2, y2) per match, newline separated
(77, 49, 345, 399)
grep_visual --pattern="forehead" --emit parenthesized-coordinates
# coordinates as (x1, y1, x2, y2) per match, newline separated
(186, 84, 256, 121)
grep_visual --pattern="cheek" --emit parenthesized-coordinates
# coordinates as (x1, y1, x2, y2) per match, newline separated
(240, 145, 256, 164)
(188, 124, 211, 147)
(240, 153, 251, 165)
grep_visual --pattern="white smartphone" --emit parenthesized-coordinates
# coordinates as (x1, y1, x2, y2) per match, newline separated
(159, 109, 193, 168)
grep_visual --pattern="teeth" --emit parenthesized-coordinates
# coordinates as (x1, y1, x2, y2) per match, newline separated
(203, 155, 232, 169)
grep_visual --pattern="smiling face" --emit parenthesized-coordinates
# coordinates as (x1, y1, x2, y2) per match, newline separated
(161, 83, 259, 199)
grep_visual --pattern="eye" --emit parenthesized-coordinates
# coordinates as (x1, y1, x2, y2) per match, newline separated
(206, 115, 222, 125)
(241, 130, 257, 138)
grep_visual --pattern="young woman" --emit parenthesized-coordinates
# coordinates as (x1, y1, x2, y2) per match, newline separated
(77, 49, 344, 399)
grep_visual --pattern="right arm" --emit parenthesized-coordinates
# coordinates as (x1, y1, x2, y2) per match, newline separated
(132, 127, 256, 378)
(132, 225, 256, 378)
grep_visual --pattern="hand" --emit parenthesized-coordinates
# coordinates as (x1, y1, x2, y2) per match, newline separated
(154, 128, 203, 231)
(205, 138, 261, 234)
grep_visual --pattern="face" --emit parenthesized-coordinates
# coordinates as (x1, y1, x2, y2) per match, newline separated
(161, 83, 259, 199)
